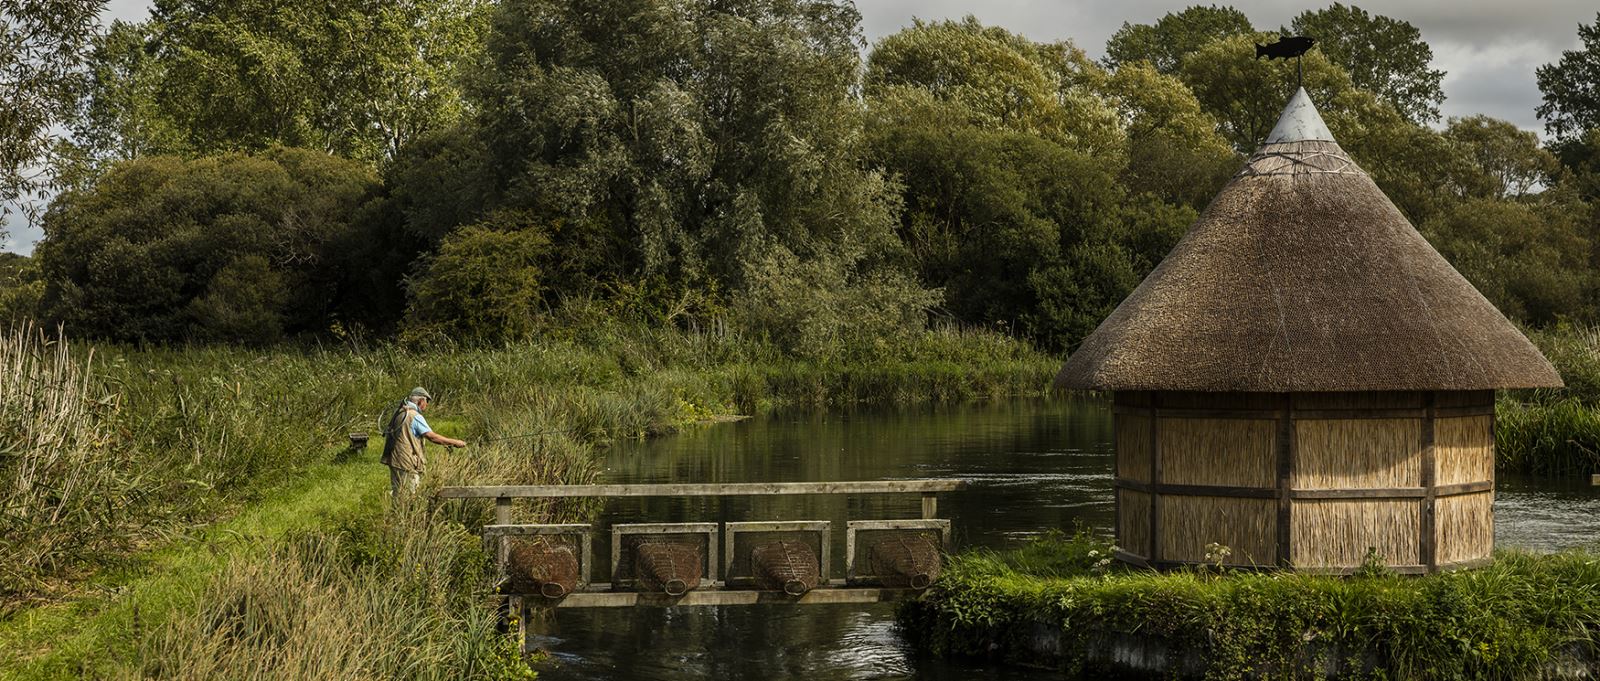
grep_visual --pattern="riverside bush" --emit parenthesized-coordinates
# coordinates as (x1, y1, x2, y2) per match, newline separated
(901, 532, 1600, 680)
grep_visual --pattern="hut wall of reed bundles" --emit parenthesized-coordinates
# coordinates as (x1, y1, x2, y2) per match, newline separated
(1059, 88, 1561, 574)
(1113, 390, 1495, 572)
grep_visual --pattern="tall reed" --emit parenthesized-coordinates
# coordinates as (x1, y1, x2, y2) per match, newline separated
(136, 502, 526, 681)
(135, 436, 600, 680)
(0, 324, 137, 601)
(1498, 324, 1600, 476)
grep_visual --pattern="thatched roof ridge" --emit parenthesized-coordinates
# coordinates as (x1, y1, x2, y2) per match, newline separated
(1055, 89, 1561, 392)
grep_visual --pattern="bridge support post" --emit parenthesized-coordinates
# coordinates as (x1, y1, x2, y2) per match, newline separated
(509, 595, 526, 651)
(921, 492, 937, 519)
(494, 497, 512, 565)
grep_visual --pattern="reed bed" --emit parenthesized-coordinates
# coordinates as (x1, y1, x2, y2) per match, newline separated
(0, 320, 1052, 606)
(900, 531, 1600, 680)
(0, 324, 137, 602)
(1497, 324, 1600, 476)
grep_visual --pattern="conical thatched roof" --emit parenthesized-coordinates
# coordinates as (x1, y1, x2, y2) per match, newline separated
(1056, 88, 1561, 392)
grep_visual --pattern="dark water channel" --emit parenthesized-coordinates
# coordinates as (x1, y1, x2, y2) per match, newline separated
(531, 398, 1600, 680)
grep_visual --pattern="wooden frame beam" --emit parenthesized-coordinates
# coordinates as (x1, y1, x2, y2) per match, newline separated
(439, 479, 966, 499)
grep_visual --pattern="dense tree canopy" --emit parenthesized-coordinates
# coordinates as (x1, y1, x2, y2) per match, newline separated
(1178, 33, 1363, 150)
(1103, 5, 1253, 74)
(1423, 196, 1596, 325)
(1103, 61, 1236, 208)
(460, 0, 932, 347)
(866, 17, 1123, 157)
(33, 149, 390, 343)
(73, 0, 487, 166)
(11, 2, 1600, 349)
(1444, 116, 1561, 200)
(866, 20, 1200, 348)
(1290, 3, 1445, 124)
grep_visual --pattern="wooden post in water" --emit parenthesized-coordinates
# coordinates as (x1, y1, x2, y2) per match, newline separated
(495, 497, 512, 568)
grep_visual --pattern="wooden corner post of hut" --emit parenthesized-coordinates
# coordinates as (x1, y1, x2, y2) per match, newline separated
(1055, 87, 1563, 575)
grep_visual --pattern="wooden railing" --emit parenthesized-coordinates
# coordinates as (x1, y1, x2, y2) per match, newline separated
(439, 479, 968, 525)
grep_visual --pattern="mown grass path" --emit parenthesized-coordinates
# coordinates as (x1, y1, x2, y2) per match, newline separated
(0, 443, 413, 679)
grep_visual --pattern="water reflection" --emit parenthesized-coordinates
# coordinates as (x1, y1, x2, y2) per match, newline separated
(532, 397, 1600, 680)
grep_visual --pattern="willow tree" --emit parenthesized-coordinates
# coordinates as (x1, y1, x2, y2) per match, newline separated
(461, 0, 932, 350)
(2, 0, 105, 230)
(73, 0, 488, 165)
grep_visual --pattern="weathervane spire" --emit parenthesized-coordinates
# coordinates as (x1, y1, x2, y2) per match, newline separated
(1256, 35, 1317, 88)
(1264, 87, 1334, 144)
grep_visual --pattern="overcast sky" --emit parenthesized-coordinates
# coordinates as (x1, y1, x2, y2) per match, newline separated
(4, 0, 1595, 254)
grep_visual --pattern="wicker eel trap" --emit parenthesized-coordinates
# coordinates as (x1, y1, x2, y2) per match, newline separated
(634, 541, 703, 596)
(867, 535, 941, 589)
(751, 540, 820, 596)
(507, 539, 580, 599)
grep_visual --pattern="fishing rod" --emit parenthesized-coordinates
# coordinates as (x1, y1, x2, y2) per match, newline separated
(377, 399, 626, 448)
(476, 426, 621, 444)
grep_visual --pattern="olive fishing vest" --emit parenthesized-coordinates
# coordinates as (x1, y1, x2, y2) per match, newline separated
(380, 407, 427, 473)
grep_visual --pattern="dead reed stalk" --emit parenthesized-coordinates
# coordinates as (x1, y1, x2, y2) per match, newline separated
(0, 323, 134, 601)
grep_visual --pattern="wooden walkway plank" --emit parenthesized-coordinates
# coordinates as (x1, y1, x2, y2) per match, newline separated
(439, 479, 966, 498)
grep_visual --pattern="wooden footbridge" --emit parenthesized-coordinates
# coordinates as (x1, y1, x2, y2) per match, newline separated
(437, 479, 966, 647)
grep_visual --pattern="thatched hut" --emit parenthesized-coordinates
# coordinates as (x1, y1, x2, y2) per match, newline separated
(1056, 88, 1562, 574)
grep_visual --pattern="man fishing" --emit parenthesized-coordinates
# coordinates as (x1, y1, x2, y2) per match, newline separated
(381, 387, 467, 496)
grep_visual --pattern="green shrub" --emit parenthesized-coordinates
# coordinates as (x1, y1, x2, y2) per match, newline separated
(404, 216, 553, 343)
(33, 148, 380, 344)
(0, 254, 42, 323)
(903, 535, 1600, 680)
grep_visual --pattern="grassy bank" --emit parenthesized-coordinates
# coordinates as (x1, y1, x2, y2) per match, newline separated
(900, 532, 1600, 680)
(1, 320, 1057, 678)
(1497, 324, 1600, 476)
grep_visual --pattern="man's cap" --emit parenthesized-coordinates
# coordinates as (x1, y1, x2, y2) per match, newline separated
(409, 387, 433, 401)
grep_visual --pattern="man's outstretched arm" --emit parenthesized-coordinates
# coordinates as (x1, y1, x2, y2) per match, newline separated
(425, 431, 468, 448)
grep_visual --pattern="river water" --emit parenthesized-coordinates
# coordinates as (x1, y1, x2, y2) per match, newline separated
(530, 398, 1600, 680)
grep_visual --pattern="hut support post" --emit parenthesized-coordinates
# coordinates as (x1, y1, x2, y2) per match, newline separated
(1276, 394, 1293, 567)
(1420, 393, 1437, 571)
(1148, 397, 1162, 563)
